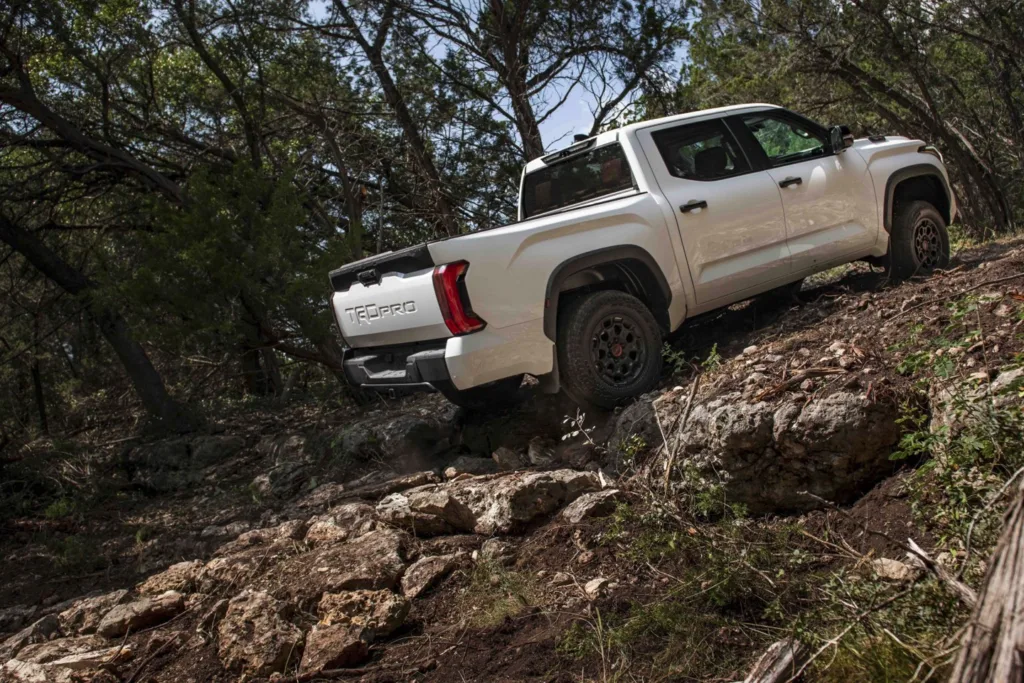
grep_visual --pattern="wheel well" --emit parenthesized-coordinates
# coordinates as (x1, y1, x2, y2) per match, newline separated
(889, 173, 951, 229)
(552, 258, 670, 336)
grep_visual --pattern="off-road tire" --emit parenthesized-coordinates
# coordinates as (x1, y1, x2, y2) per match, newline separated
(436, 374, 524, 411)
(558, 290, 662, 408)
(888, 200, 949, 281)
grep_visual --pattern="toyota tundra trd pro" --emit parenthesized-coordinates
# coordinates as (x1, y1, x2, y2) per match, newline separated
(329, 104, 956, 408)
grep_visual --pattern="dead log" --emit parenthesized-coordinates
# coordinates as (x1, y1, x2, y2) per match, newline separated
(743, 638, 809, 683)
(947, 478, 1024, 682)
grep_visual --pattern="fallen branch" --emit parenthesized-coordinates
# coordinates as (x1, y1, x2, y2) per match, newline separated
(744, 638, 809, 683)
(800, 491, 976, 608)
(947, 477, 1024, 682)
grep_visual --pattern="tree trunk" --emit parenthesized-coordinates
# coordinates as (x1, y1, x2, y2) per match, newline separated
(31, 359, 47, 434)
(744, 638, 809, 683)
(948, 478, 1024, 682)
(0, 215, 197, 433)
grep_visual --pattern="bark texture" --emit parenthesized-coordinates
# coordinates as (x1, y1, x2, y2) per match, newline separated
(948, 479, 1024, 682)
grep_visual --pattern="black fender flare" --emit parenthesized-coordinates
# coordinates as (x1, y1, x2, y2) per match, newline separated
(883, 164, 952, 232)
(543, 245, 672, 341)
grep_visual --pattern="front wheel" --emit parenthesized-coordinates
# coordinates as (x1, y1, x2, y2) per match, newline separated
(436, 374, 524, 411)
(558, 290, 663, 409)
(888, 200, 950, 281)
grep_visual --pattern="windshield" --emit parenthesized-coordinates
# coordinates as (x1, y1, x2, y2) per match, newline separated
(521, 143, 635, 219)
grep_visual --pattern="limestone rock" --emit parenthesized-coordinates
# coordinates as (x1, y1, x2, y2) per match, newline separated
(444, 456, 499, 479)
(252, 461, 312, 500)
(491, 447, 525, 471)
(377, 470, 602, 536)
(305, 503, 377, 547)
(584, 578, 609, 599)
(255, 434, 306, 461)
(137, 560, 204, 596)
(659, 391, 901, 513)
(318, 590, 409, 639)
(213, 518, 308, 558)
(479, 538, 517, 566)
(0, 606, 38, 636)
(96, 591, 185, 638)
(401, 554, 459, 599)
(256, 529, 409, 608)
(200, 541, 297, 594)
(0, 616, 60, 662)
(299, 624, 368, 673)
(217, 590, 303, 677)
(872, 558, 919, 582)
(57, 591, 129, 636)
(526, 437, 556, 467)
(561, 490, 624, 524)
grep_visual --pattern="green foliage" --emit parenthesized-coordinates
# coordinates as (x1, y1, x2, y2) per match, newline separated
(455, 560, 540, 629)
(700, 343, 722, 372)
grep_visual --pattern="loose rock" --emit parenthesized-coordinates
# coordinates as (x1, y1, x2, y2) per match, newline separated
(444, 455, 500, 479)
(377, 469, 601, 536)
(318, 590, 409, 639)
(96, 591, 185, 638)
(137, 561, 203, 596)
(217, 590, 303, 677)
(561, 490, 624, 524)
(401, 554, 459, 599)
(0, 615, 60, 662)
(491, 447, 525, 471)
(58, 591, 129, 636)
(300, 624, 368, 673)
(584, 578, 609, 599)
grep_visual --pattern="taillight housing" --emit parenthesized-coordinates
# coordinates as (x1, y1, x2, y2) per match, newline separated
(432, 261, 485, 335)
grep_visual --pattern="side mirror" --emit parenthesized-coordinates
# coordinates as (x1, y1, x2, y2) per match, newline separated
(829, 125, 854, 152)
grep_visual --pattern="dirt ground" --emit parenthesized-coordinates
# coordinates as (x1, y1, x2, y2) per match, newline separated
(2, 236, 1023, 681)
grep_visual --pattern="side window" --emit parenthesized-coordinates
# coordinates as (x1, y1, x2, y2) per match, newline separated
(742, 113, 826, 165)
(651, 119, 751, 181)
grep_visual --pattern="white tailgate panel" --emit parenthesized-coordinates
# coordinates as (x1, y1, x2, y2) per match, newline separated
(331, 269, 451, 348)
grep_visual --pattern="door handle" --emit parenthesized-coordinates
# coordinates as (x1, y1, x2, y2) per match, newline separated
(680, 200, 708, 213)
(779, 176, 803, 188)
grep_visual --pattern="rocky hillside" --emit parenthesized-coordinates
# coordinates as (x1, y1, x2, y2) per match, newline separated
(2, 238, 1023, 682)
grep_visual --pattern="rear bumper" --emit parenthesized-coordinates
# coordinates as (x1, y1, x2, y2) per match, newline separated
(342, 318, 555, 393)
(343, 340, 450, 393)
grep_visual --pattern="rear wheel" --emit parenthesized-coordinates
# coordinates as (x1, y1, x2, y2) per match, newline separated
(436, 374, 524, 411)
(558, 290, 662, 408)
(888, 200, 949, 281)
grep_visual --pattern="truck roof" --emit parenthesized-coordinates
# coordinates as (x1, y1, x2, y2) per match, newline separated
(524, 103, 779, 174)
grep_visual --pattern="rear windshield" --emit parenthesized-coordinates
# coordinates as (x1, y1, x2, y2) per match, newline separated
(521, 143, 635, 219)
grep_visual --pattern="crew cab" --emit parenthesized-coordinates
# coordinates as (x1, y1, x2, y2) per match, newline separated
(329, 103, 956, 408)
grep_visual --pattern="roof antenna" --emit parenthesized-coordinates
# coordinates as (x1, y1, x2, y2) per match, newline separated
(573, 133, 589, 142)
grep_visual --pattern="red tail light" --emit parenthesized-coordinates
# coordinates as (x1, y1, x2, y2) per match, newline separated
(432, 261, 485, 335)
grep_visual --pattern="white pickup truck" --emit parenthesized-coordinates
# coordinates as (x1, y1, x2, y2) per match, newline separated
(329, 103, 955, 408)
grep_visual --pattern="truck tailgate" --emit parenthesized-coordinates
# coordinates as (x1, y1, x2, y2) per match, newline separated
(330, 266, 451, 348)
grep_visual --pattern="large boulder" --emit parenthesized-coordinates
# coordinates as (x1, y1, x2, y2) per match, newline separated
(316, 410, 456, 471)
(377, 470, 602, 536)
(304, 503, 377, 547)
(561, 489, 625, 524)
(217, 590, 304, 677)
(251, 461, 313, 500)
(664, 390, 901, 513)
(255, 529, 409, 608)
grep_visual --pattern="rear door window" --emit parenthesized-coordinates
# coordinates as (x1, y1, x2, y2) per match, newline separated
(651, 119, 751, 181)
(522, 143, 635, 219)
